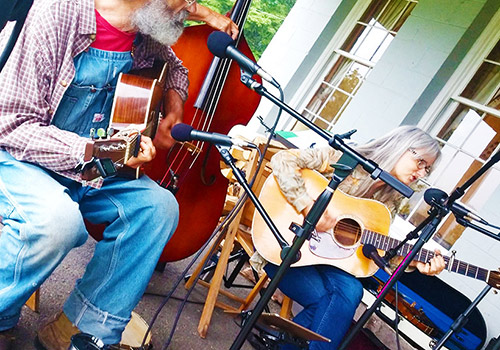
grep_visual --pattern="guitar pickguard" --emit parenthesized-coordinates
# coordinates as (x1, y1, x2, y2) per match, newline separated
(309, 231, 357, 260)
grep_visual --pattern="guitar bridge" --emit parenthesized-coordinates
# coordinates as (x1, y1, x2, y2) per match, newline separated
(182, 141, 202, 155)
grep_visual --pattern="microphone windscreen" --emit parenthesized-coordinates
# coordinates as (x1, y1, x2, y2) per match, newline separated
(362, 244, 377, 258)
(171, 123, 193, 142)
(207, 31, 234, 58)
(423, 188, 447, 205)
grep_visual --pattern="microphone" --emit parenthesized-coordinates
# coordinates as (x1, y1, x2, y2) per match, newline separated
(424, 188, 488, 224)
(362, 244, 391, 273)
(171, 123, 256, 149)
(207, 31, 279, 88)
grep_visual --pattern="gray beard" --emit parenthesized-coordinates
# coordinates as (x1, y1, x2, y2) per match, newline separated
(131, 0, 187, 46)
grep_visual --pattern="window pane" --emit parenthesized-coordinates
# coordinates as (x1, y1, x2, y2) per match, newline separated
(301, 59, 367, 129)
(299, 0, 418, 131)
(461, 64, 500, 105)
(479, 115, 500, 161)
(437, 106, 486, 152)
(343, 22, 394, 62)
(391, 1, 417, 31)
(461, 41, 500, 105)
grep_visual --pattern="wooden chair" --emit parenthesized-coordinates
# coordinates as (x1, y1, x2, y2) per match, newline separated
(184, 139, 293, 338)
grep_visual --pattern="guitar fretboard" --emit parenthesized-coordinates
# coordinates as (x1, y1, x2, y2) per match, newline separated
(360, 230, 489, 283)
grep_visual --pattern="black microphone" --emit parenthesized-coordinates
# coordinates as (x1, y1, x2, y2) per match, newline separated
(207, 31, 279, 88)
(424, 188, 488, 224)
(171, 123, 256, 148)
(362, 244, 391, 273)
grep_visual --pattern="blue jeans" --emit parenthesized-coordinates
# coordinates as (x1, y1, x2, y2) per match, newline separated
(264, 264, 363, 350)
(0, 150, 178, 343)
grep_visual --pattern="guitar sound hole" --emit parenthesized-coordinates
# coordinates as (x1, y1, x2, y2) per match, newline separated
(333, 218, 362, 247)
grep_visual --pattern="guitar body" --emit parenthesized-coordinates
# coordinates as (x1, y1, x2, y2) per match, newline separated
(110, 62, 167, 137)
(85, 62, 168, 180)
(252, 169, 392, 278)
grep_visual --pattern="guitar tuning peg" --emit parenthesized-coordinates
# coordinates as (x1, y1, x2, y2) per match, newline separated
(97, 128, 106, 138)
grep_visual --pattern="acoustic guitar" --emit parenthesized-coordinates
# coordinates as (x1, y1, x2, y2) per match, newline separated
(84, 62, 168, 180)
(252, 169, 500, 289)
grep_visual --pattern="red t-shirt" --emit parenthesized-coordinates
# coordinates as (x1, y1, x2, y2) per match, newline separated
(91, 10, 136, 51)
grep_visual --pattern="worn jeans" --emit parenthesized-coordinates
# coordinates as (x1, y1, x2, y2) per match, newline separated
(0, 150, 178, 343)
(264, 263, 363, 350)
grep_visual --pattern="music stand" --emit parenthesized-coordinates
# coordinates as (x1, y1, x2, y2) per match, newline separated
(250, 313, 330, 350)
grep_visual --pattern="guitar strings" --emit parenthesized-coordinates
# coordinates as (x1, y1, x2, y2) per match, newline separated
(159, 48, 232, 186)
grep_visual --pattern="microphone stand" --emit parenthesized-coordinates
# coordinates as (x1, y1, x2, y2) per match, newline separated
(338, 202, 448, 350)
(432, 285, 492, 350)
(227, 76, 413, 350)
(216, 144, 289, 252)
(340, 149, 500, 350)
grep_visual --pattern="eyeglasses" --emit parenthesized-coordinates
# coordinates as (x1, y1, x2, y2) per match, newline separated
(184, 0, 196, 6)
(408, 148, 432, 175)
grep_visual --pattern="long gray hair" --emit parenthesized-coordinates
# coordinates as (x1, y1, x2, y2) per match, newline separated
(349, 125, 441, 201)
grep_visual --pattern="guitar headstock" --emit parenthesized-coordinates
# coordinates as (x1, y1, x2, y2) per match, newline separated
(488, 270, 500, 290)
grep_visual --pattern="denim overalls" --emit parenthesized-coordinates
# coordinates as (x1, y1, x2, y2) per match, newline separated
(51, 47, 134, 137)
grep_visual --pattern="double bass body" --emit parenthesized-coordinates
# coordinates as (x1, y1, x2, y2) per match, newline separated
(147, 2, 262, 263)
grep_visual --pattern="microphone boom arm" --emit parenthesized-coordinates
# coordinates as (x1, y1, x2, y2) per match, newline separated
(245, 77, 414, 198)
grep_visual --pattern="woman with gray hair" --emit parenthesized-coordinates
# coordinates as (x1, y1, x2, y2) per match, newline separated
(253, 125, 445, 350)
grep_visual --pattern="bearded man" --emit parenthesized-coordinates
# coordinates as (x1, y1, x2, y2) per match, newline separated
(0, 0, 237, 349)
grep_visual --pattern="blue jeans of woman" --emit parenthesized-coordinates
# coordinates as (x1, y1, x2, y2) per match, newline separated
(264, 263, 363, 350)
(0, 47, 178, 344)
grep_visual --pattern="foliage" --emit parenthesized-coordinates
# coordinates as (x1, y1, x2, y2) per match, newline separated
(189, 0, 296, 60)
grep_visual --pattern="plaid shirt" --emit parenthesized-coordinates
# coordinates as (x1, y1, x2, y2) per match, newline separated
(0, 0, 189, 187)
(269, 147, 404, 217)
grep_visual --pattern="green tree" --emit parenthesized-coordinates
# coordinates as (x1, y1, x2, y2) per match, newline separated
(189, 0, 296, 60)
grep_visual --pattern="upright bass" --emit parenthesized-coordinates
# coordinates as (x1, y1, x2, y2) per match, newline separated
(145, 0, 262, 263)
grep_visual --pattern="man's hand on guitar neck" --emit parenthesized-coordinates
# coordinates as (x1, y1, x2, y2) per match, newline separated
(126, 136, 156, 168)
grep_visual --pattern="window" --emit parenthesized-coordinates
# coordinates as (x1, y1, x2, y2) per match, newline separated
(292, 0, 418, 132)
(403, 40, 500, 249)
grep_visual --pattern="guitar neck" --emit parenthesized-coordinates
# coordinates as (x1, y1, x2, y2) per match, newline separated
(361, 230, 490, 283)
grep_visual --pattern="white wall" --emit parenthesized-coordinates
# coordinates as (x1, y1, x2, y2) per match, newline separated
(247, 0, 344, 132)
(334, 0, 492, 143)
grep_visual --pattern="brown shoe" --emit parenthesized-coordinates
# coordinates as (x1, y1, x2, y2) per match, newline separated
(36, 312, 80, 350)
